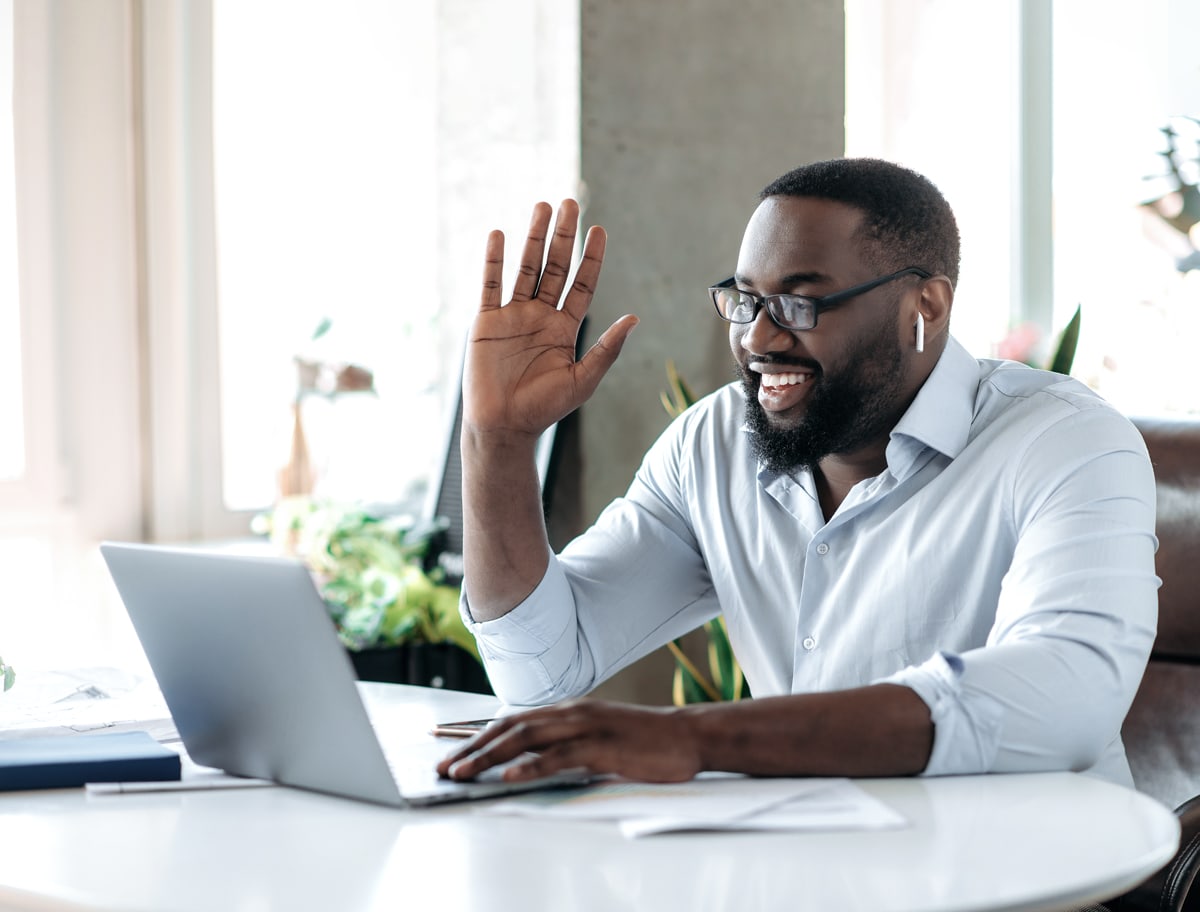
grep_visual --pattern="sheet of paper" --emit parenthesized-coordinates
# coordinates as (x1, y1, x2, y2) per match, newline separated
(483, 773, 816, 821)
(617, 779, 906, 838)
(483, 773, 906, 838)
(0, 667, 177, 744)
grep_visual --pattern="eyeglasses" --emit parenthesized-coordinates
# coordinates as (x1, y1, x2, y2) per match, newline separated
(709, 266, 931, 331)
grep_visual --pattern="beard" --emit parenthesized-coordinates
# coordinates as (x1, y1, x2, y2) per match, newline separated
(738, 312, 908, 474)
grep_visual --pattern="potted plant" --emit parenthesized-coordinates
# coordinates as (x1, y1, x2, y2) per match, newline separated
(1, 656, 12, 692)
(253, 498, 490, 694)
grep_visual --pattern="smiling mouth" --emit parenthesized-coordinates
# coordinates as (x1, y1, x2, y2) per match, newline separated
(749, 359, 819, 389)
(747, 361, 819, 415)
(758, 371, 812, 390)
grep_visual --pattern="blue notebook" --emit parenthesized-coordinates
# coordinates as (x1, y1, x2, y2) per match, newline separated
(0, 730, 181, 791)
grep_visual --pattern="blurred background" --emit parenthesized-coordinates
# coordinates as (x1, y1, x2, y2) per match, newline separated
(0, 0, 1197, 701)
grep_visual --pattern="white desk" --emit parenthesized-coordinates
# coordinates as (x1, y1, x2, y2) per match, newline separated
(0, 684, 1180, 912)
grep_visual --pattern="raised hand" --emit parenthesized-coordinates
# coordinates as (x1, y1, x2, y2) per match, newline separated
(463, 200, 638, 443)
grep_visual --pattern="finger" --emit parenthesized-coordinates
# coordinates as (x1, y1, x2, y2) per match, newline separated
(442, 719, 554, 780)
(442, 712, 586, 781)
(500, 740, 600, 782)
(533, 200, 582, 307)
(479, 230, 505, 312)
(569, 314, 639, 400)
(512, 202, 553, 303)
(435, 717, 516, 776)
(559, 224, 607, 324)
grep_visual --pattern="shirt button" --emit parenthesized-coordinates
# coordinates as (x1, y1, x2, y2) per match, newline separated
(815, 543, 829, 555)
(802, 636, 817, 650)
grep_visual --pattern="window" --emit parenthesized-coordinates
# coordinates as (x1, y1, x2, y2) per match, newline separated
(1052, 0, 1200, 416)
(212, 2, 442, 512)
(845, 0, 1019, 362)
(208, 0, 580, 519)
(847, 0, 1200, 416)
(0, 1, 579, 672)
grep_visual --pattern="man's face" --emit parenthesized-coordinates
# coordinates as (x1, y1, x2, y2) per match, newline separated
(728, 196, 917, 473)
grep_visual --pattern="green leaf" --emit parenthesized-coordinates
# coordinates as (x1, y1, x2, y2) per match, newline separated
(659, 390, 677, 416)
(667, 639, 720, 703)
(1047, 305, 1081, 376)
(706, 617, 740, 701)
(312, 317, 333, 341)
(661, 361, 699, 418)
(672, 664, 713, 705)
(665, 621, 748, 704)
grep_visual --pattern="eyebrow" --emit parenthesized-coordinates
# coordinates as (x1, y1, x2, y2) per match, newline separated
(732, 271, 830, 292)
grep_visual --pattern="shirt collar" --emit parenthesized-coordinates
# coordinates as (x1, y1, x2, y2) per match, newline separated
(885, 335, 979, 478)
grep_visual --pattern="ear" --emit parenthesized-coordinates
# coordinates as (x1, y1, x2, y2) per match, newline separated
(913, 275, 953, 344)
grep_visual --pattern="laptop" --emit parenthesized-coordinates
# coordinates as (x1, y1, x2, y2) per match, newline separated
(99, 541, 588, 808)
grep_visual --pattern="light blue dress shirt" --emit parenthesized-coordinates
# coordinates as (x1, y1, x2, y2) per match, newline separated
(463, 337, 1160, 784)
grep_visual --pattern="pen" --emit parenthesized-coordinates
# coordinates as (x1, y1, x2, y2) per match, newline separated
(86, 777, 274, 795)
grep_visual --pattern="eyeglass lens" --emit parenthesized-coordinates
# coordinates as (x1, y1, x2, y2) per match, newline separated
(713, 288, 815, 330)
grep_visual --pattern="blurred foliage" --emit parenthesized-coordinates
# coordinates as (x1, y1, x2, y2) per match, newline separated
(253, 499, 479, 662)
(1140, 116, 1200, 271)
(1046, 305, 1081, 376)
(998, 305, 1081, 376)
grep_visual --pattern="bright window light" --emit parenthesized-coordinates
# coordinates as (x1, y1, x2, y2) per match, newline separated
(1053, 0, 1200, 416)
(848, 0, 1200, 416)
(212, 1, 443, 513)
(0, 0, 24, 481)
(845, 0, 1018, 363)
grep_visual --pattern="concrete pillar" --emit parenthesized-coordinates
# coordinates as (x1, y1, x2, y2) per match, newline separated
(563, 0, 845, 702)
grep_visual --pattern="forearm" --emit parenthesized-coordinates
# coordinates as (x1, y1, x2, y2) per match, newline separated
(460, 425, 554, 621)
(680, 684, 934, 777)
(439, 683, 934, 784)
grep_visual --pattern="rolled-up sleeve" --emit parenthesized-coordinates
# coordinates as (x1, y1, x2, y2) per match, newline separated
(461, 558, 590, 706)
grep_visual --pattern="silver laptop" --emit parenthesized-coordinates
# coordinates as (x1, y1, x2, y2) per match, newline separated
(100, 541, 588, 808)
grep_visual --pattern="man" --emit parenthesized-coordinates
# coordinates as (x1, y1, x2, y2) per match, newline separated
(438, 158, 1158, 787)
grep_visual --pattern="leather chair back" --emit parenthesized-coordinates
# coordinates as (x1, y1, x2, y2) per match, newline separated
(1123, 417, 1200, 810)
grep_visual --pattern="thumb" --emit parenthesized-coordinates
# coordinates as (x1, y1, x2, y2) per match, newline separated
(573, 314, 639, 397)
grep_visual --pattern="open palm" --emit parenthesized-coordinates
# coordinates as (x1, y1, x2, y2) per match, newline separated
(463, 200, 638, 440)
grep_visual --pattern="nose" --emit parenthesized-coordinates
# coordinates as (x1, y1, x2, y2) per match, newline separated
(737, 305, 794, 357)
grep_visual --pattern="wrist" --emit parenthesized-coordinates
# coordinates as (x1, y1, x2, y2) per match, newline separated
(672, 702, 720, 773)
(460, 422, 542, 461)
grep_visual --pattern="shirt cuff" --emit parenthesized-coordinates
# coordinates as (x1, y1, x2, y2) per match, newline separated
(458, 557, 584, 704)
(880, 651, 1005, 776)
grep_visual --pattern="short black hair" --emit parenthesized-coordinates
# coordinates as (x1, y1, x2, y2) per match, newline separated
(760, 158, 961, 288)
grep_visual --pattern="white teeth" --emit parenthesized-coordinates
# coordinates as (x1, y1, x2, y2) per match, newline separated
(761, 372, 809, 387)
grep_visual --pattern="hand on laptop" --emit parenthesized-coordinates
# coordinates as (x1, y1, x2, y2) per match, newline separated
(436, 699, 702, 784)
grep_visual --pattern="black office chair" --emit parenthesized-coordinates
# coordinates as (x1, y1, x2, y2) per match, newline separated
(423, 354, 572, 586)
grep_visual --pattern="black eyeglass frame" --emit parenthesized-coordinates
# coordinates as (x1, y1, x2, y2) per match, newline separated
(709, 266, 932, 331)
